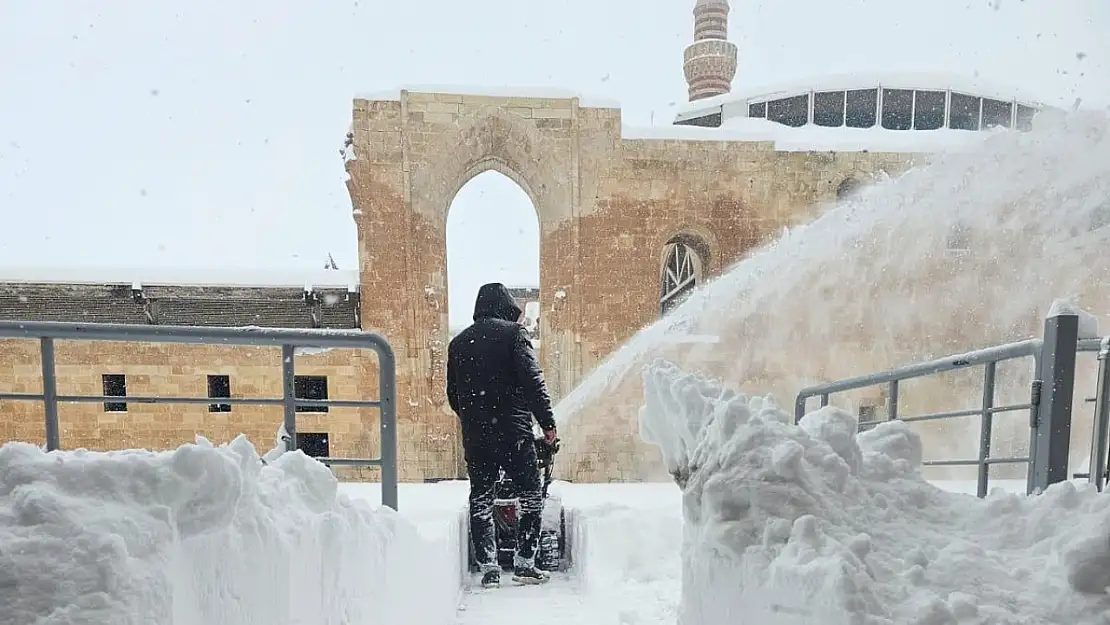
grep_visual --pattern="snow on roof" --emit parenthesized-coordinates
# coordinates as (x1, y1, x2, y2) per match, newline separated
(674, 71, 1056, 122)
(354, 84, 620, 109)
(623, 116, 990, 154)
(0, 266, 360, 289)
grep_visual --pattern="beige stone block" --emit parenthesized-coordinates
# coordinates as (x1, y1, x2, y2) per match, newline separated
(424, 101, 460, 114)
(403, 91, 438, 103)
(458, 94, 503, 107)
(498, 97, 545, 109)
(422, 112, 457, 125)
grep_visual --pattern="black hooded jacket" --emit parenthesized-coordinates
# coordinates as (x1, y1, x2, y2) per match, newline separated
(446, 283, 556, 446)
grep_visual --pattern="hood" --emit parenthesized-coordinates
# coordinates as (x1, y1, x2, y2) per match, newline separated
(473, 283, 523, 323)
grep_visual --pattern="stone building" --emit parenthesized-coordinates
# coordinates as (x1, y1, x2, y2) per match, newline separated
(0, 0, 1050, 482)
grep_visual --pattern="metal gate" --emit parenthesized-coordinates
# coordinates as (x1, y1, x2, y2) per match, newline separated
(0, 320, 398, 509)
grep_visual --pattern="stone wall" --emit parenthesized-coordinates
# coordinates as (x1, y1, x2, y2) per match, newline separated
(555, 138, 916, 481)
(346, 89, 920, 482)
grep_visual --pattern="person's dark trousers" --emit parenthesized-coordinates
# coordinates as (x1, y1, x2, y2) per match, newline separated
(466, 446, 500, 574)
(466, 435, 544, 572)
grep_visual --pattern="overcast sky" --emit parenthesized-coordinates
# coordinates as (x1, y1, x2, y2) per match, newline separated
(0, 0, 1106, 328)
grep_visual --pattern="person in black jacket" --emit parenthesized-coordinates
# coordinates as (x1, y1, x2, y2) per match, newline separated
(447, 283, 558, 587)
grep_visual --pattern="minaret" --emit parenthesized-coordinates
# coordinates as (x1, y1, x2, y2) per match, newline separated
(683, 0, 738, 102)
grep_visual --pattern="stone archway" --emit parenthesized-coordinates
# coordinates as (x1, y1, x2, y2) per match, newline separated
(413, 104, 576, 415)
(345, 91, 585, 480)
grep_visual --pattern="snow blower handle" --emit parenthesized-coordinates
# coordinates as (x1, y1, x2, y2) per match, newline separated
(534, 433, 560, 463)
(534, 433, 560, 499)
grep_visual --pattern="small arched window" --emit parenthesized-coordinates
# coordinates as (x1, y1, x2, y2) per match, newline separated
(660, 237, 706, 316)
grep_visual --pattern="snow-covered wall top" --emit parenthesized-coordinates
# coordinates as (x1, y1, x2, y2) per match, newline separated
(675, 71, 1055, 122)
(0, 266, 360, 289)
(623, 116, 989, 154)
(355, 85, 620, 109)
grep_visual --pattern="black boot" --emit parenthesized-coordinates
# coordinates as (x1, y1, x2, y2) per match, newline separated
(480, 569, 500, 588)
(511, 564, 550, 585)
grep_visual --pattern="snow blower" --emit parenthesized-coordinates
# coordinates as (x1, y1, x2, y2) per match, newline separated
(467, 434, 570, 573)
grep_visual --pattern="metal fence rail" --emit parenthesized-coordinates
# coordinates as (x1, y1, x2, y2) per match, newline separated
(795, 312, 1084, 499)
(0, 320, 398, 510)
(1076, 336, 1110, 491)
(795, 338, 1041, 499)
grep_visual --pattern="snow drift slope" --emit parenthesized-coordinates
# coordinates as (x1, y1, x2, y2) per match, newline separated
(0, 436, 454, 625)
(640, 360, 1110, 625)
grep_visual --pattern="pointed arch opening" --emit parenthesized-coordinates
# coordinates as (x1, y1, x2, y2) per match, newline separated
(660, 233, 710, 316)
(446, 170, 540, 343)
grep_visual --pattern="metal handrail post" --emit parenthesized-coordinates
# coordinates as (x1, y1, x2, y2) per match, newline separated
(376, 339, 398, 511)
(1088, 336, 1110, 492)
(887, 380, 899, 421)
(977, 361, 996, 498)
(40, 337, 60, 452)
(281, 344, 298, 453)
(1029, 312, 1079, 493)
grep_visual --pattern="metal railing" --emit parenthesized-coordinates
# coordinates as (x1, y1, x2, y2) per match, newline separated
(795, 339, 1041, 499)
(0, 320, 398, 510)
(1075, 336, 1110, 491)
(795, 311, 1088, 499)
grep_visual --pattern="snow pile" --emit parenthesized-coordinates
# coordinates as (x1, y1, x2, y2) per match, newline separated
(1048, 297, 1102, 340)
(639, 360, 1110, 625)
(0, 436, 455, 625)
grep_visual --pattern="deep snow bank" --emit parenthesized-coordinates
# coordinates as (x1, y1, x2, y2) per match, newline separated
(639, 360, 1110, 625)
(0, 436, 454, 625)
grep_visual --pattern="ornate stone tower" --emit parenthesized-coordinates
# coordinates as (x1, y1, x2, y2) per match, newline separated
(683, 0, 738, 102)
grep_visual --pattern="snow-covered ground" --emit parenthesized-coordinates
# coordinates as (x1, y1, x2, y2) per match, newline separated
(1, 417, 1106, 625)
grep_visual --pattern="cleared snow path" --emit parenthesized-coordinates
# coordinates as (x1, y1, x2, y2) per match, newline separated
(346, 476, 1068, 625)
(456, 484, 684, 625)
(456, 574, 595, 624)
(342, 481, 682, 624)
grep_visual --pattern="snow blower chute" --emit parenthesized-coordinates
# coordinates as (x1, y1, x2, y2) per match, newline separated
(467, 434, 570, 573)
